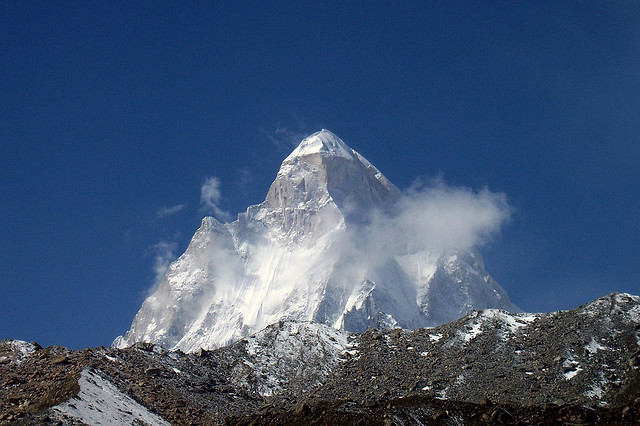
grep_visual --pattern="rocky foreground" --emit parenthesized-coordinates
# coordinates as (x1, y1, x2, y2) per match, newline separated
(1, 293, 640, 425)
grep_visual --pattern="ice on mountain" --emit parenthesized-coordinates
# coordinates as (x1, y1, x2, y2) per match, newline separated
(284, 129, 355, 161)
(115, 130, 517, 352)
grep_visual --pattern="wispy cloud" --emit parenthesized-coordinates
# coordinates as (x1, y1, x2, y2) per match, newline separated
(145, 240, 178, 294)
(200, 176, 231, 221)
(237, 167, 254, 186)
(260, 117, 312, 151)
(156, 203, 186, 218)
(364, 178, 512, 254)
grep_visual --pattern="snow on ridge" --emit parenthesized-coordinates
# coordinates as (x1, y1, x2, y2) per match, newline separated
(614, 292, 640, 303)
(1, 340, 38, 364)
(51, 368, 169, 425)
(245, 321, 347, 357)
(480, 309, 539, 334)
(240, 321, 348, 397)
(284, 129, 355, 162)
(584, 337, 609, 354)
(562, 358, 583, 380)
(456, 309, 539, 343)
(579, 292, 640, 321)
(459, 320, 483, 343)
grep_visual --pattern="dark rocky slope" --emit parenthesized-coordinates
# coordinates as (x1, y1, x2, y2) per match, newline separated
(1, 293, 639, 425)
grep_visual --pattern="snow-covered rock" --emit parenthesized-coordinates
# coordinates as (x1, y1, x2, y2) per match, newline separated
(51, 368, 170, 425)
(115, 130, 517, 352)
(0, 340, 38, 365)
(311, 292, 640, 408)
(228, 321, 348, 397)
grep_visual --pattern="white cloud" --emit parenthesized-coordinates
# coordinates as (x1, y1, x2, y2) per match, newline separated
(200, 176, 231, 221)
(145, 241, 178, 294)
(340, 178, 512, 272)
(394, 178, 511, 251)
(156, 203, 186, 218)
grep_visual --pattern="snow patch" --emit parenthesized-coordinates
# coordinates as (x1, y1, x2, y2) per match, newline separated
(584, 338, 609, 354)
(615, 292, 640, 305)
(342, 349, 359, 357)
(455, 310, 539, 345)
(584, 371, 609, 404)
(51, 368, 169, 425)
(626, 303, 640, 326)
(564, 368, 582, 380)
(562, 359, 582, 380)
(479, 310, 538, 334)
(584, 384, 604, 400)
(242, 322, 347, 397)
(459, 321, 483, 342)
(4, 340, 37, 364)
(429, 333, 443, 342)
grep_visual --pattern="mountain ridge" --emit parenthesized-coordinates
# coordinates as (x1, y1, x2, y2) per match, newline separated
(115, 130, 517, 352)
(2, 292, 639, 424)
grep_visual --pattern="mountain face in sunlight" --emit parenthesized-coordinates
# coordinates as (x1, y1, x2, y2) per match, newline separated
(115, 130, 515, 352)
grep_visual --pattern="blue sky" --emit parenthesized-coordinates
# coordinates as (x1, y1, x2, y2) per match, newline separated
(2, 2, 639, 350)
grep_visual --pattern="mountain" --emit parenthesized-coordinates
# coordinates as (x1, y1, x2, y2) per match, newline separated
(114, 130, 517, 352)
(2, 293, 639, 424)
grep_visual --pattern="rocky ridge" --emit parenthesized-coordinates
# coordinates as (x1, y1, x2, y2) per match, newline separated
(1, 293, 639, 424)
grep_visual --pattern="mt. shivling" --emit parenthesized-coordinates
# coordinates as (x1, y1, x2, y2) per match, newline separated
(3, 131, 639, 425)
(114, 130, 517, 352)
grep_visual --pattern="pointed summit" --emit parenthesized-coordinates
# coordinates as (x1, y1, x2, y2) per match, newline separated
(265, 130, 401, 232)
(284, 129, 355, 162)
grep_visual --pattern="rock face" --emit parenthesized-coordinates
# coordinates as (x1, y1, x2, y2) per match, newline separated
(114, 129, 517, 352)
(313, 293, 640, 409)
(2, 293, 640, 425)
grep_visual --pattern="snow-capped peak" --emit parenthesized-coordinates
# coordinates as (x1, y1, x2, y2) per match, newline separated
(284, 129, 355, 162)
(115, 131, 518, 352)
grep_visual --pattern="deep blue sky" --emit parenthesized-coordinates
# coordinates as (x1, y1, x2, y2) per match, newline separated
(2, 2, 639, 350)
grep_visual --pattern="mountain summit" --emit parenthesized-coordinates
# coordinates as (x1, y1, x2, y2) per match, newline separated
(285, 129, 356, 160)
(262, 130, 401, 244)
(114, 131, 517, 352)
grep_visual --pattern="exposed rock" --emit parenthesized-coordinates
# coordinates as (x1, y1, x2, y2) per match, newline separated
(144, 367, 161, 376)
(51, 356, 68, 365)
(196, 348, 210, 358)
(0, 293, 639, 424)
(294, 402, 309, 415)
(133, 342, 155, 351)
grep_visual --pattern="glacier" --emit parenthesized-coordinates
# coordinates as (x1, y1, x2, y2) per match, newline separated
(114, 129, 517, 352)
